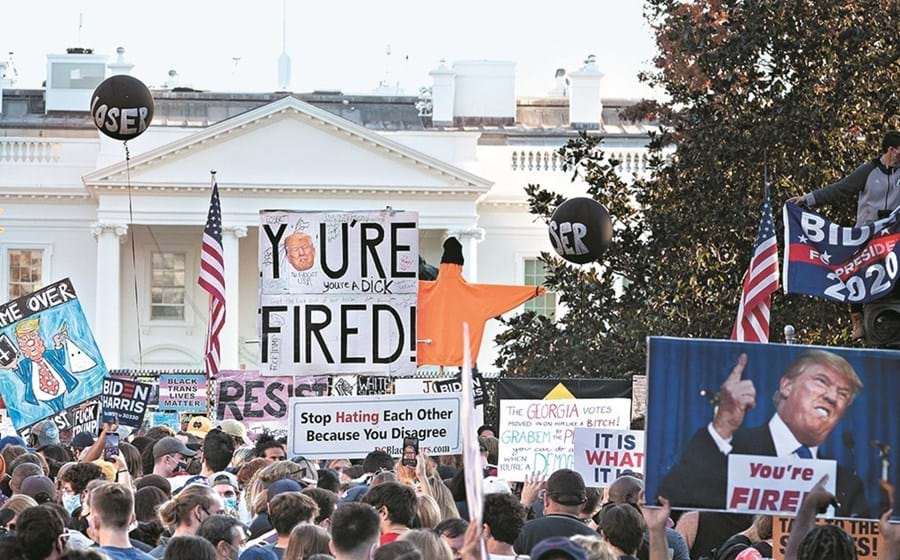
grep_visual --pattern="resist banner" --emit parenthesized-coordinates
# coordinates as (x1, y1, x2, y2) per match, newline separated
(19, 397, 100, 440)
(215, 370, 329, 427)
(0, 279, 107, 430)
(772, 516, 883, 559)
(258, 210, 418, 376)
(645, 337, 900, 520)
(573, 428, 645, 487)
(498, 397, 631, 482)
(101, 378, 152, 428)
(287, 393, 461, 459)
(158, 374, 208, 412)
(783, 203, 900, 303)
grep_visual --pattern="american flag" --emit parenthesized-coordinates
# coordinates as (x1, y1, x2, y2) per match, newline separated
(198, 176, 225, 377)
(731, 188, 780, 342)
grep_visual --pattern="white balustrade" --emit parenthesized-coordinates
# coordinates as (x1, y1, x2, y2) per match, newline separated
(0, 138, 62, 163)
(509, 147, 650, 175)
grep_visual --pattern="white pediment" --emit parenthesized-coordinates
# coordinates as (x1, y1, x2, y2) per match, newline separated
(83, 96, 492, 194)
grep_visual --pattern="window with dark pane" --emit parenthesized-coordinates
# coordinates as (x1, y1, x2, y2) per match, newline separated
(151, 252, 186, 320)
(523, 258, 556, 319)
(8, 249, 43, 299)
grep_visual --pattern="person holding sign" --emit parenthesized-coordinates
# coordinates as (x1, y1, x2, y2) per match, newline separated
(658, 350, 869, 518)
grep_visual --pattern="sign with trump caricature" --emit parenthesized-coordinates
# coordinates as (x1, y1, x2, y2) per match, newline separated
(644, 337, 899, 521)
(0, 279, 107, 430)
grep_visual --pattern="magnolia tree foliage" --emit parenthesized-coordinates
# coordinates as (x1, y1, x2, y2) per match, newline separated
(494, 0, 900, 378)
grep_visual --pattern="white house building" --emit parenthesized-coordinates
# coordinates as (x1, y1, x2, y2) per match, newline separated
(0, 49, 655, 373)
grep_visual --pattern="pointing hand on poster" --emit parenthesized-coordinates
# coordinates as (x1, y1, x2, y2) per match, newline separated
(712, 353, 756, 440)
(52, 323, 69, 349)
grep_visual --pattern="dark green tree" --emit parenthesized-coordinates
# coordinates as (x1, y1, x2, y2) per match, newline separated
(494, 0, 900, 378)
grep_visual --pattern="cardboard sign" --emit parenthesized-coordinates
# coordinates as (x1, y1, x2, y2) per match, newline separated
(158, 374, 208, 412)
(645, 337, 900, 521)
(574, 428, 645, 487)
(100, 378, 152, 428)
(726, 455, 836, 516)
(0, 279, 107, 429)
(772, 516, 882, 559)
(19, 397, 100, 440)
(498, 397, 632, 482)
(150, 412, 182, 432)
(258, 210, 419, 376)
(287, 393, 461, 459)
(215, 370, 329, 425)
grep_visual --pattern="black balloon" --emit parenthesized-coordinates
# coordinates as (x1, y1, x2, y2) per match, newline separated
(548, 197, 613, 264)
(90, 75, 154, 141)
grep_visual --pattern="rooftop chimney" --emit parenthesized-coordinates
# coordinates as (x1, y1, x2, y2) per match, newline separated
(165, 69, 180, 90)
(568, 54, 604, 129)
(429, 60, 455, 126)
(450, 60, 515, 126)
(45, 48, 108, 112)
(107, 47, 134, 76)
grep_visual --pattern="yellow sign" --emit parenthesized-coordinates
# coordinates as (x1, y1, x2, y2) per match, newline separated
(772, 516, 881, 559)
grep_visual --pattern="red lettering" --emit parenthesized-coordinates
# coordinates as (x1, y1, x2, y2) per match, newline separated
(729, 487, 751, 509)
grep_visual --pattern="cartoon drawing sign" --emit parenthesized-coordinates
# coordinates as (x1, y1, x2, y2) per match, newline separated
(258, 210, 419, 376)
(0, 279, 107, 430)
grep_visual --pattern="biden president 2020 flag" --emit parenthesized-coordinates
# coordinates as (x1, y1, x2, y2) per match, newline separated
(782, 203, 900, 303)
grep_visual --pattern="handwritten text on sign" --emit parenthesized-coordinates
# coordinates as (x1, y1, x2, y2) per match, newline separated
(498, 398, 631, 482)
(258, 210, 418, 376)
(772, 516, 882, 559)
(287, 393, 461, 459)
(726, 454, 836, 516)
(573, 428, 645, 487)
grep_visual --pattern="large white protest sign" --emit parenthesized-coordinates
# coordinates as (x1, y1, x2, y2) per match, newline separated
(258, 210, 418, 376)
(727, 455, 836, 516)
(574, 428, 645, 487)
(498, 397, 631, 482)
(287, 393, 461, 459)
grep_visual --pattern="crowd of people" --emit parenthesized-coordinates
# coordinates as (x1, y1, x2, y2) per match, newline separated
(0, 417, 895, 560)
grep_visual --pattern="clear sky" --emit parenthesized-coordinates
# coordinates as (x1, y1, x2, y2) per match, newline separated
(2, 0, 659, 99)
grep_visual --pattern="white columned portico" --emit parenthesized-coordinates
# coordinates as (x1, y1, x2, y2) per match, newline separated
(221, 226, 247, 369)
(92, 223, 128, 369)
(446, 227, 485, 282)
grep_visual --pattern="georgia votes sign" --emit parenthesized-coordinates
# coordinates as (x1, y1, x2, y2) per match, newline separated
(783, 203, 900, 303)
(258, 210, 418, 376)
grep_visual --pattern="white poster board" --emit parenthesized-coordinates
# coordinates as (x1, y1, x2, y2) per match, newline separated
(573, 428, 645, 487)
(726, 454, 836, 516)
(287, 393, 461, 459)
(498, 397, 631, 482)
(258, 210, 418, 376)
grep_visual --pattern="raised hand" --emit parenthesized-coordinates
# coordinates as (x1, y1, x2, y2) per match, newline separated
(642, 496, 672, 532)
(786, 195, 807, 206)
(520, 471, 547, 508)
(712, 353, 755, 440)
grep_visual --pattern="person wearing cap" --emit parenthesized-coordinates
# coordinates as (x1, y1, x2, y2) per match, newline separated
(216, 420, 250, 448)
(173, 428, 238, 492)
(71, 431, 96, 457)
(30, 419, 61, 449)
(187, 417, 213, 440)
(483, 476, 512, 496)
(152, 437, 197, 478)
(19, 474, 56, 504)
(514, 469, 596, 555)
(530, 537, 589, 560)
(209, 471, 241, 517)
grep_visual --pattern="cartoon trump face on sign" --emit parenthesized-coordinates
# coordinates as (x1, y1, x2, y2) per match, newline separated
(284, 232, 316, 272)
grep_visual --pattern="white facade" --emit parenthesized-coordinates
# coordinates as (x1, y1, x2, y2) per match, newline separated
(0, 62, 654, 374)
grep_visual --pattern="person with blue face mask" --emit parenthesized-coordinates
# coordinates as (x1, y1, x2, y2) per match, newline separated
(197, 514, 248, 560)
(209, 472, 241, 518)
(58, 462, 106, 515)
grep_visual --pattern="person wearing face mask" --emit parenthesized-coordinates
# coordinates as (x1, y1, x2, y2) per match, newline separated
(91, 482, 155, 560)
(209, 472, 241, 517)
(151, 485, 225, 559)
(59, 462, 105, 517)
(152, 438, 197, 481)
(197, 515, 248, 560)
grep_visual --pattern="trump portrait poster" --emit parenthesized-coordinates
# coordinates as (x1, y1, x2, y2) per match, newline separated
(0, 279, 107, 430)
(645, 337, 898, 521)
